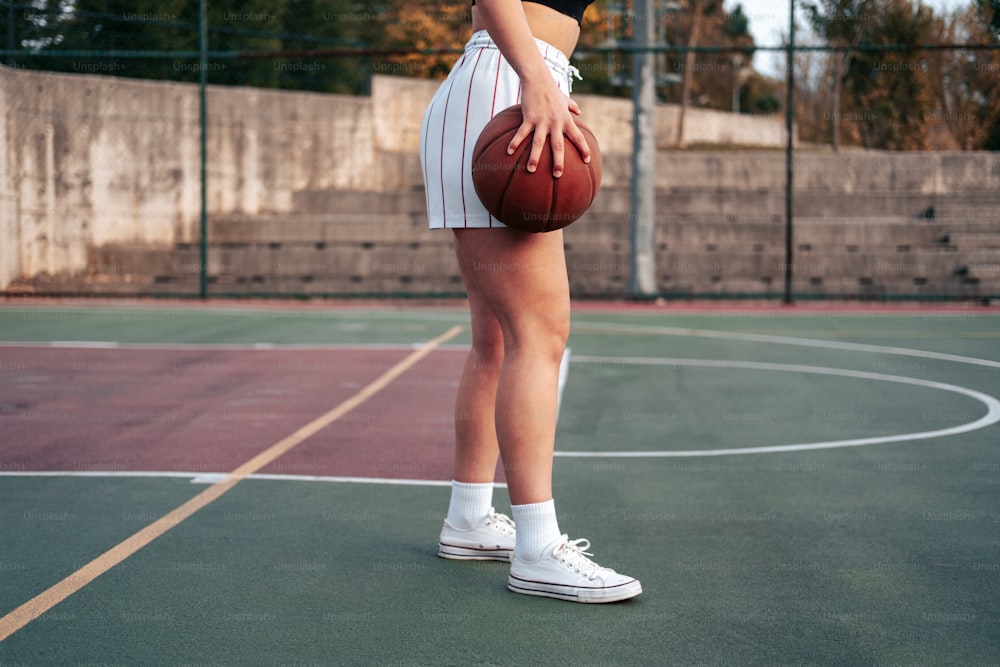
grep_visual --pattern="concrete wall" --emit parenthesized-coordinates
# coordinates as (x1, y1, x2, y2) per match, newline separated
(2, 67, 201, 287)
(0, 65, 795, 291)
(4, 64, 997, 299)
(376, 75, 791, 157)
(1, 66, 379, 288)
(0, 66, 14, 291)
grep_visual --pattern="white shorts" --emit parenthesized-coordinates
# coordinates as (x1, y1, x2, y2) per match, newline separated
(419, 30, 579, 229)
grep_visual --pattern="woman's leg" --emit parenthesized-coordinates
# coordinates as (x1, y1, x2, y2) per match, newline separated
(436, 227, 562, 561)
(451, 267, 504, 485)
(451, 227, 642, 603)
(452, 227, 570, 506)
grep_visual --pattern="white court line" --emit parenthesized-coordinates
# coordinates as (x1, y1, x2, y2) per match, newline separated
(0, 341, 472, 351)
(572, 321, 1000, 369)
(5, 316, 997, 367)
(0, 306, 471, 322)
(0, 470, 474, 487)
(555, 356, 1000, 457)
(48, 341, 120, 348)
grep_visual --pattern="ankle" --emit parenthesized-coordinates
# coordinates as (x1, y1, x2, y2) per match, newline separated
(511, 499, 561, 561)
(445, 480, 494, 530)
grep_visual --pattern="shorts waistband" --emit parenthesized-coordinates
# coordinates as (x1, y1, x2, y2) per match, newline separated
(465, 29, 581, 85)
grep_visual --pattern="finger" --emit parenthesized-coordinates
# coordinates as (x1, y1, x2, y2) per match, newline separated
(566, 124, 591, 164)
(507, 123, 534, 155)
(550, 131, 565, 178)
(568, 99, 582, 115)
(526, 130, 548, 173)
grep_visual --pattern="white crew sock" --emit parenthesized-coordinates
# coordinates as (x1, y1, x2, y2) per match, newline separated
(511, 499, 562, 561)
(445, 480, 494, 530)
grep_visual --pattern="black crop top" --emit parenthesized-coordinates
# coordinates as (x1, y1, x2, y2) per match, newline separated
(471, 0, 595, 26)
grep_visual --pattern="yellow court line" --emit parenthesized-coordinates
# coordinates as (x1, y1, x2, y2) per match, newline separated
(0, 325, 464, 643)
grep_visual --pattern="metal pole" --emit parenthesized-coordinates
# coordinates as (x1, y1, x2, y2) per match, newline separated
(629, 0, 657, 297)
(198, 0, 208, 299)
(783, 0, 795, 305)
(7, 2, 15, 67)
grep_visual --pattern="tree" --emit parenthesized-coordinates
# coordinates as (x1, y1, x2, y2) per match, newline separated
(369, 0, 470, 81)
(774, 25, 834, 146)
(844, 0, 937, 150)
(801, 0, 876, 152)
(667, 0, 758, 143)
(11, 0, 379, 93)
(2, 0, 74, 61)
(926, 1, 1000, 149)
(675, 0, 706, 145)
(31, 0, 201, 81)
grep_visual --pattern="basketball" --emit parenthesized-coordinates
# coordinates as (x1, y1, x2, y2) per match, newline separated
(471, 104, 602, 233)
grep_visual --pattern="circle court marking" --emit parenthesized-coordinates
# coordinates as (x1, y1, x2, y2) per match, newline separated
(555, 356, 1000, 458)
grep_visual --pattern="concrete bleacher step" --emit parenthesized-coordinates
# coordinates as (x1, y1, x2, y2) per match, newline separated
(290, 188, 428, 216)
(204, 275, 466, 296)
(948, 232, 1000, 249)
(657, 252, 787, 278)
(78, 236, 463, 296)
(657, 225, 784, 247)
(792, 250, 961, 277)
(27, 273, 202, 296)
(25, 172, 998, 298)
(203, 243, 456, 281)
(787, 276, 981, 297)
(210, 214, 436, 243)
(29, 271, 469, 297)
(655, 277, 784, 295)
(934, 214, 1000, 233)
(87, 245, 183, 277)
(966, 263, 1000, 280)
(951, 251, 1000, 280)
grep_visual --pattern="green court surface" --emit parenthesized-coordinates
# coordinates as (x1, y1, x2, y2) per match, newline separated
(1, 302, 998, 666)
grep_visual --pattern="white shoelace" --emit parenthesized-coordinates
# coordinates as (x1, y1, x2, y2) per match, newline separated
(554, 536, 610, 581)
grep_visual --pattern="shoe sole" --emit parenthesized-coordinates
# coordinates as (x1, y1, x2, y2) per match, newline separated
(507, 573, 642, 603)
(438, 543, 512, 561)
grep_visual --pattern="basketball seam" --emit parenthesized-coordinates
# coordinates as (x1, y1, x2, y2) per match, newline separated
(500, 137, 531, 226)
(473, 131, 520, 220)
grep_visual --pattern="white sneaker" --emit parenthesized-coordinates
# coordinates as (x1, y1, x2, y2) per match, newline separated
(438, 508, 515, 561)
(508, 535, 642, 603)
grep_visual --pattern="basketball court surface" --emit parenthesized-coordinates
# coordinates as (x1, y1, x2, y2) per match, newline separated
(1, 299, 998, 665)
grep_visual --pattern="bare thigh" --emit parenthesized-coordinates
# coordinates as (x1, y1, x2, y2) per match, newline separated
(452, 229, 570, 349)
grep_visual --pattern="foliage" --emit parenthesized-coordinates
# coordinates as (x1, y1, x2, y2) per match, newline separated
(795, 0, 999, 150)
(2, 0, 997, 149)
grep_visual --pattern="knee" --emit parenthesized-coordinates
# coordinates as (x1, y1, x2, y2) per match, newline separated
(546, 312, 571, 359)
(508, 305, 570, 362)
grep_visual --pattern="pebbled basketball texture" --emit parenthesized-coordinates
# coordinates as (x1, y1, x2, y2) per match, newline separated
(471, 104, 602, 233)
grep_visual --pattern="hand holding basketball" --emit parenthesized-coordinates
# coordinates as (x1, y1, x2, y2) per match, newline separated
(509, 87, 589, 176)
(471, 104, 602, 234)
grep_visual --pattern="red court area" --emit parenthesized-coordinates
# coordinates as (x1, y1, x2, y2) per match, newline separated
(0, 346, 467, 480)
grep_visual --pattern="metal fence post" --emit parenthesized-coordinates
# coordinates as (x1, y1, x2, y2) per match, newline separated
(199, 0, 208, 299)
(629, 0, 658, 298)
(783, 0, 795, 305)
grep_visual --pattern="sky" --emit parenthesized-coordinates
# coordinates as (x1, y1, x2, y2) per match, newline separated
(727, 0, 974, 77)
